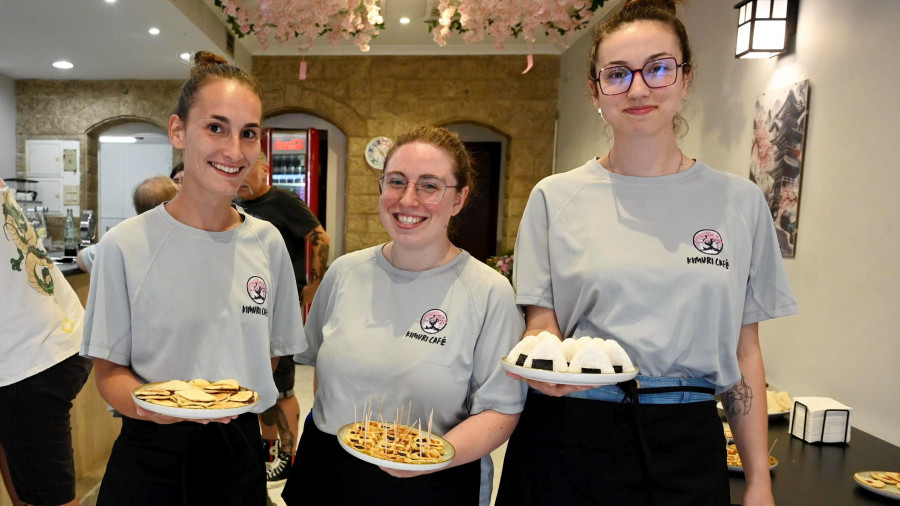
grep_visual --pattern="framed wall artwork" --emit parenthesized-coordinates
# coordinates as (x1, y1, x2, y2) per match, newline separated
(749, 79, 810, 257)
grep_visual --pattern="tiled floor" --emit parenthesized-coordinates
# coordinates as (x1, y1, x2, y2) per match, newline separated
(268, 365, 507, 506)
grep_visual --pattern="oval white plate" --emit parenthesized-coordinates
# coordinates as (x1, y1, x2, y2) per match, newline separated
(131, 382, 258, 420)
(854, 471, 900, 501)
(500, 357, 638, 386)
(337, 422, 455, 471)
(717, 402, 790, 419)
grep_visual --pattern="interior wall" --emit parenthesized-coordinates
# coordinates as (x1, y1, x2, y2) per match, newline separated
(0, 74, 15, 179)
(556, 0, 900, 446)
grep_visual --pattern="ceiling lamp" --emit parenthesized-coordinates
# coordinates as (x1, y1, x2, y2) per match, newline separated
(734, 0, 799, 59)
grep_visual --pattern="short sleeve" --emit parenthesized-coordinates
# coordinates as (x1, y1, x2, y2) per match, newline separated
(468, 274, 527, 415)
(513, 185, 554, 309)
(81, 232, 133, 365)
(742, 192, 798, 324)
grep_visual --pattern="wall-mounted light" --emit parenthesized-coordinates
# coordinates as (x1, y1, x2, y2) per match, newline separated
(734, 0, 799, 59)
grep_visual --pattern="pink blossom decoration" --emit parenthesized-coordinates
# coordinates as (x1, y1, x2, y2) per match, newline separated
(215, 0, 384, 53)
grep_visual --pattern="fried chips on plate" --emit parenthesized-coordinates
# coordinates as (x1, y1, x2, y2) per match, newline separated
(132, 379, 258, 419)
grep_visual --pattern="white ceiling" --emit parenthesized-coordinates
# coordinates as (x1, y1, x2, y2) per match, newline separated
(0, 0, 612, 81)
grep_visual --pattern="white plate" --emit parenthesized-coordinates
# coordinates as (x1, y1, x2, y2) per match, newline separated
(131, 383, 258, 420)
(854, 472, 900, 500)
(727, 455, 778, 473)
(337, 423, 455, 471)
(500, 357, 638, 386)
(717, 402, 790, 419)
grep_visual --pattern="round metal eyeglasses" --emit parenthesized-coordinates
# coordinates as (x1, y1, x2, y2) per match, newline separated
(377, 175, 458, 204)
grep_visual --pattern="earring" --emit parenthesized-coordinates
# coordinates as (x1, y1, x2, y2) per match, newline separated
(597, 108, 604, 121)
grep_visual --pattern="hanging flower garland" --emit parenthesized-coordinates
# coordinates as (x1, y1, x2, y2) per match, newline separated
(427, 0, 608, 50)
(214, 0, 385, 52)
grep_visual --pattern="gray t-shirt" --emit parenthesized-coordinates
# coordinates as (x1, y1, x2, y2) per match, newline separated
(81, 204, 306, 412)
(514, 159, 797, 393)
(296, 245, 527, 436)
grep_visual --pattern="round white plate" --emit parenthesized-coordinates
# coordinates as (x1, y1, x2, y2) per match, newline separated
(727, 455, 778, 473)
(131, 383, 258, 420)
(717, 402, 790, 419)
(500, 357, 638, 386)
(854, 472, 900, 500)
(337, 422, 455, 471)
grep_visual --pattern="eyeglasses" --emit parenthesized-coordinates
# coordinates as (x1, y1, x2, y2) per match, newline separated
(377, 174, 458, 204)
(594, 57, 690, 96)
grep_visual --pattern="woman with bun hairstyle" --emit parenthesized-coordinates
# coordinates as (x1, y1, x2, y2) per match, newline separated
(81, 51, 305, 505)
(282, 125, 526, 506)
(496, 1, 797, 505)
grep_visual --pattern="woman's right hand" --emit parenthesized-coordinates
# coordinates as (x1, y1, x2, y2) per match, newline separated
(505, 371, 597, 397)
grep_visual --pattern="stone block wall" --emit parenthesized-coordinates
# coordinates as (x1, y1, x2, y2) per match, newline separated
(15, 54, 559, 253)
(255, 54, 559, 253)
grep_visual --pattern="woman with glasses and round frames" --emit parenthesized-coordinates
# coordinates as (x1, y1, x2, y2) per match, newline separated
(282, 125, 526, 506)
(496, 1, 797, 505)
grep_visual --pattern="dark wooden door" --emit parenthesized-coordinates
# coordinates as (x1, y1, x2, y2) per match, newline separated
(450, 142, 501, 263)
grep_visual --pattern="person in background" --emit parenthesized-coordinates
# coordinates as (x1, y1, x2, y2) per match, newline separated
(495, 1, 798, 505)
(80, 51, 305, 506)
(0, 179, 93, 506)
(281, 125, 526, 506)
(76, 175, 178, 273)
(236, 152, 330, 487)
(170, 161, 184, 189)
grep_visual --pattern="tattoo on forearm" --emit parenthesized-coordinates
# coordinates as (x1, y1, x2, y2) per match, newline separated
(316, 244, 329, 280)
(722, 376, 753, 417)
(276, 407, 293, 451)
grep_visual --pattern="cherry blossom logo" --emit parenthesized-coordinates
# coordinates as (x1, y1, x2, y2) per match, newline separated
(693, 230, 724, 255)
(420, 309, 448, 334)
(246, 276, 267, 304)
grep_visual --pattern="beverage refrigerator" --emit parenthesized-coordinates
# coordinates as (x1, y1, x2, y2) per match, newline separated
(261, 127, 325, 320)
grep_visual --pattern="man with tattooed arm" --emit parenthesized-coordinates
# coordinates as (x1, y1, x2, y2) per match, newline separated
(236, 153, 330, 488)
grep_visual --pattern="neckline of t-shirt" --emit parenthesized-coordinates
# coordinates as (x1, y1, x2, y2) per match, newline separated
(157, 203, 248, 238)
(591, 157, 704, 185)
(376, 243, 469, 278)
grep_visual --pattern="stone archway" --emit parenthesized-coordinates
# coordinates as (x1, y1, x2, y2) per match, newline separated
(83, 115, 170, 213)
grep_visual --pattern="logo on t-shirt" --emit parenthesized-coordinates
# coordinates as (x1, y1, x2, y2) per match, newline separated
(420, 309, 448, 334)
(692, 229, 724, 255)
(246, 276, 268, 304)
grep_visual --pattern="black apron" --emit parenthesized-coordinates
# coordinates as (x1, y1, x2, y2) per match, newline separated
(495, 390, 730, 506)
(97, 412, 266, 506)
(282, 415, 480, 505)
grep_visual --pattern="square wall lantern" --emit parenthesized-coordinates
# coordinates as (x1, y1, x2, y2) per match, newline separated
(734, 0, 799, 59)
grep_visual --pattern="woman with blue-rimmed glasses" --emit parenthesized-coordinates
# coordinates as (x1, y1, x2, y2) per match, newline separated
(496, 1, 797, 505)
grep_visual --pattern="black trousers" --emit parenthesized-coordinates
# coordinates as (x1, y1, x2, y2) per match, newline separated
(97, 412, 266, 506)
(495, 391, 730, 506)
(282, 415, 481, 506)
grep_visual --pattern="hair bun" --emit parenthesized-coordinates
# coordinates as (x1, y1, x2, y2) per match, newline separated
(193, 50, 229, 68)
(622, 0, 684, 15)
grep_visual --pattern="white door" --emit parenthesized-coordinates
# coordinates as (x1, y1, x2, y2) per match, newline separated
(98, 136, 172, 238)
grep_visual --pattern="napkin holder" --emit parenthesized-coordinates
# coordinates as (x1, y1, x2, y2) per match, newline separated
(789, 399, 851, 445)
